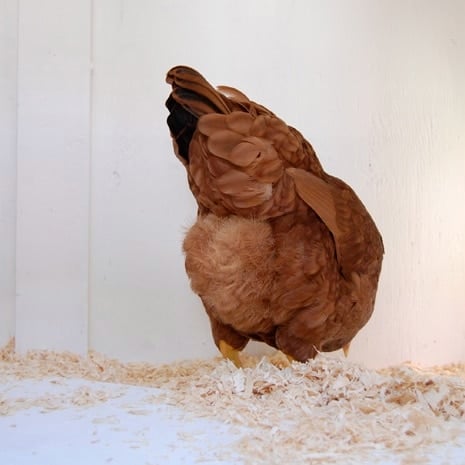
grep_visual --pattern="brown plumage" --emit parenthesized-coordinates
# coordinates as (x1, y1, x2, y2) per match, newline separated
(166, 66, 384, 364)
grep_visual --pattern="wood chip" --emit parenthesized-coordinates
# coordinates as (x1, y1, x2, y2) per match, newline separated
(1, 338, 464, 464)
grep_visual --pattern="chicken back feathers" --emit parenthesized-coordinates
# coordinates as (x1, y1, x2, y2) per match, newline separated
(166, 66, 384, 362)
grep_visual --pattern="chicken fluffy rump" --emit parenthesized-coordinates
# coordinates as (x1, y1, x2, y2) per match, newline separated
(166, 66, 384, 365)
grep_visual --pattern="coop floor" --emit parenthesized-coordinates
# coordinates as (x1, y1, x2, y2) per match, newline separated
(0, 377, 463, 465)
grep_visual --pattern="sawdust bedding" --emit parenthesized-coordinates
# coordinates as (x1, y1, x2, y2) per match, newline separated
(1, 338, 464, 464)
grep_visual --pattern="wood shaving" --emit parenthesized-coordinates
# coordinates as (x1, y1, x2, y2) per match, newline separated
(1, 338, 464, 464)
(0, 381, 124, 416)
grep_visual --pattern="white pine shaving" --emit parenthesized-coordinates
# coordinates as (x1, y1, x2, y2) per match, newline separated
(1, 338, 464, 464)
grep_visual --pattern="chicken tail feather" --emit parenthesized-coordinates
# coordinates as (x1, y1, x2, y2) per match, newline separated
(166, 66, 233, 162)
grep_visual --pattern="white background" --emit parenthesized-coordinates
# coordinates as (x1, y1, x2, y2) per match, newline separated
(1, 0, 464, 367)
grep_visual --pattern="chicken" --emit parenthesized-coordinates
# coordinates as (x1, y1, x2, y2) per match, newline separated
(165, 66, 384, 366)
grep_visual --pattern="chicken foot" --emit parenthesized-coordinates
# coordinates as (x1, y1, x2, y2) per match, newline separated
(342, 342, 351, 357)
(219, 340, 242, 368)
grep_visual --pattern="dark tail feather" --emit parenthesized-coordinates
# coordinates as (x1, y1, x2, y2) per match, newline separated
(166, 94, 198, 164)
(165, 66, 232, 162)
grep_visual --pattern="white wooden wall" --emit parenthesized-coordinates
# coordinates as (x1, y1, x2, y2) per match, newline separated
(1, 0, 464, 367)
(0, 0, 17, 346)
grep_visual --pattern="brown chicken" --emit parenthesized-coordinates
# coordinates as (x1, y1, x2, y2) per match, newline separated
(165, 66, 384, 366)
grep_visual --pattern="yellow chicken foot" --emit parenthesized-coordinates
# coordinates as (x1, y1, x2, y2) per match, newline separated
(269, 351, 295, 368)
(286, 354, 295, 365)
(219, 340, 242, 368)
(342, 342, 351, 357)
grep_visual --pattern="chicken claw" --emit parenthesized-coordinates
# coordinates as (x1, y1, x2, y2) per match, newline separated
(342, 342, 351, 357)
(219, 340, 242, 368)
